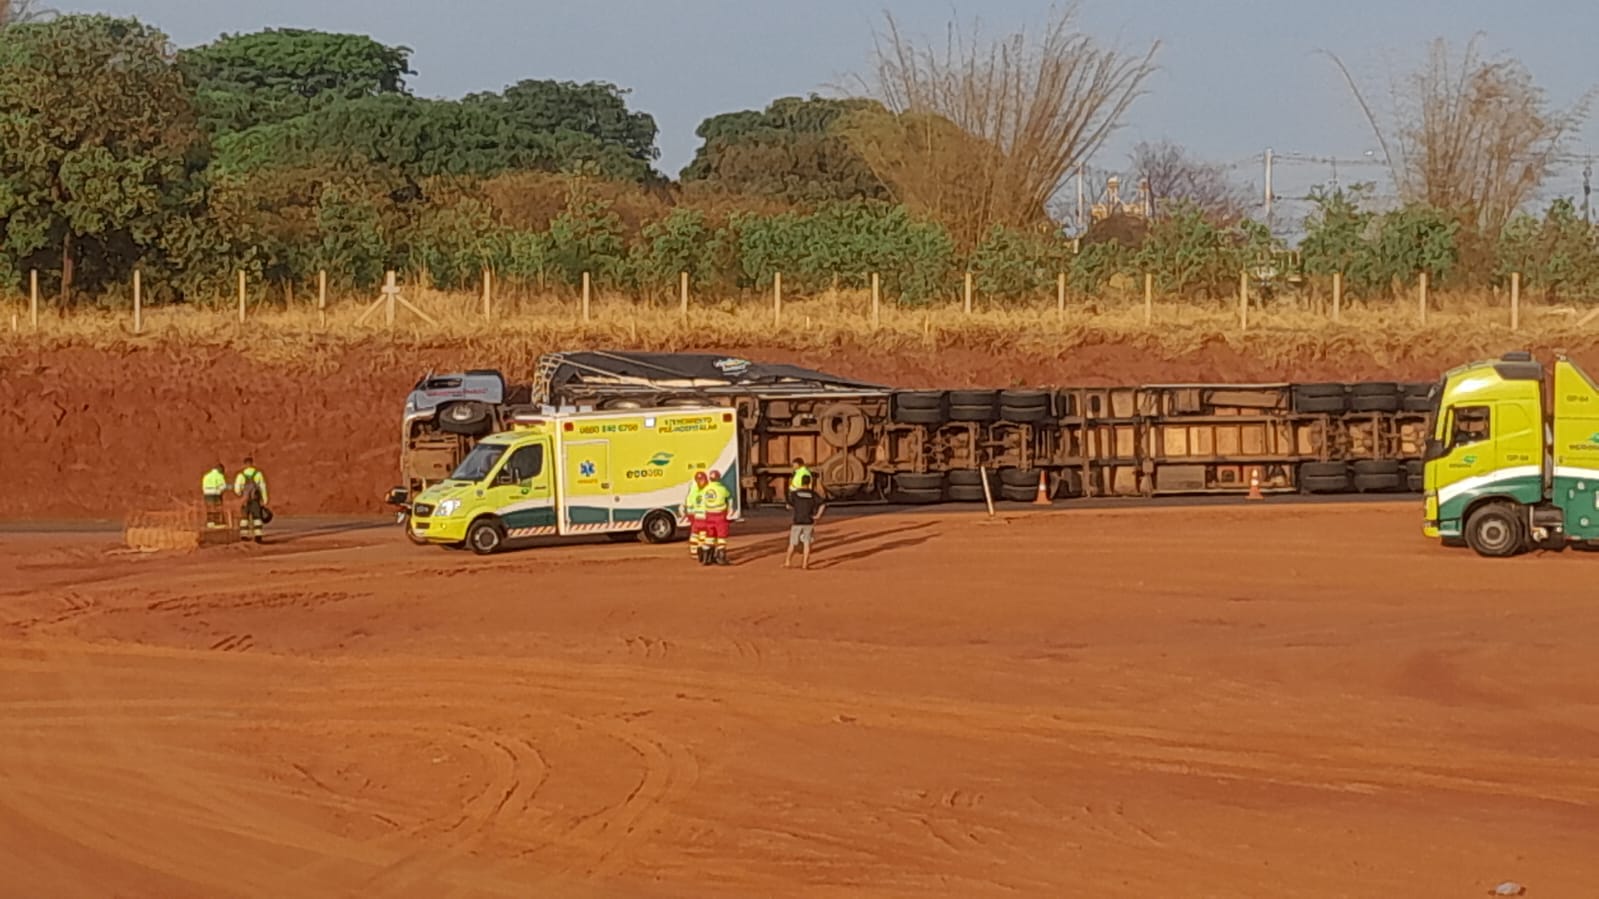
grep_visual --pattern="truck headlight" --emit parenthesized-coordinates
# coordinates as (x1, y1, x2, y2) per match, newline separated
(436, 499, 462, 517)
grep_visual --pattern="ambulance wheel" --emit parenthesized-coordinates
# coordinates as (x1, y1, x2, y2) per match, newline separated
(466, 518, 505, 555)
(640, 510, 677, 545)
(1464, 502, 1526, 558)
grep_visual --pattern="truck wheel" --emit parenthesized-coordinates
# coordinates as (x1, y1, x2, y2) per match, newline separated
(895, 487, 944, 504)
(1301, 474, 1352, 493)
(640, 510, 677, 544)
(466, 518, 505, 555)
(1292, 384, 1347, 413)
(818, 403, 868, 448)
(894, 473, 945, 492)
(1401, 383, 1433, 412)
(893, 392, 947, 425)
(946, 469, 987, 488)
(947, 484, 988, 502)
(1465, 503, 1526, 558)
(439, 402, 492, 436)
(948, 390, 998, 422)
(998, 390, 1051, 423)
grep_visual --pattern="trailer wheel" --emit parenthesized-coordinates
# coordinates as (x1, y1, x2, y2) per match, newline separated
(1301, 474, 1352, 493)
(998, 468, 1044, 488)
(893, 392, 947, 425)
(998, 390, 1051, 423)
(1300, 461, 1349, 479)
(891, 406, 946, 425)
(893, 473, 945, 491)
(1400, 383, 1433, 412)
(948, 390, 998, 422)
(895, 487, 944, 504)
(819, 403, 869, 448)
(640, 510, 677, 544)
(1000, 485, 1041, 502)
(466, 518, 505, 555)
(1292, 384, 1347, 414)
(946, 469, 987, 488)
(947, 485, 989, 502)
(1465, 503, 1526, 558)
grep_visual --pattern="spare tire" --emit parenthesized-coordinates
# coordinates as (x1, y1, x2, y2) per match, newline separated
(820, 454, 869, 487)
(818, 403, 868, 448)
(439, 401, 493, 436)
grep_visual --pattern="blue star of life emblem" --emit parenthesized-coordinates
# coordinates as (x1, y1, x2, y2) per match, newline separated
(580, 460, 596, 477)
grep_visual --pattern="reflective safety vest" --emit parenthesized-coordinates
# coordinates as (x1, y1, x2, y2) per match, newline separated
(202, 469, 228, 497)
(701, 482, 731, 514)
(235, 467, 268, 504)
(790, 466, 812, 490)
(684, 483, 706, 515)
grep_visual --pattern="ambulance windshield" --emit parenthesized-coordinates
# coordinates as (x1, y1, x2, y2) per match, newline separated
(450, 443, 506, 482)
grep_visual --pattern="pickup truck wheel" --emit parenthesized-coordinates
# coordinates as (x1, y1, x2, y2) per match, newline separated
(466, 518, 505, 555)
(640, 510, 677, 544)
(1465, 503, 1526, 558)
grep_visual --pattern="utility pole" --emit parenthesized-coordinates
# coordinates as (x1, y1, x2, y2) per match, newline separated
(1263, 147, 1274, 227)
(1076, 164, 1086, 233)
(1584, 156, 1593, 224)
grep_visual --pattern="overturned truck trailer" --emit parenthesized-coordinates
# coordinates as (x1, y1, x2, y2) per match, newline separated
(396, 351, 1433, 507)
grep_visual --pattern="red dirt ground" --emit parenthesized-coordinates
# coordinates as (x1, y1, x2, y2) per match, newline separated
(2, 503, 1596, 897)
(7, 336, 1599, 520)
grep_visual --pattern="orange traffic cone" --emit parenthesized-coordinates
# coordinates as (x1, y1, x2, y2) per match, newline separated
(1246, 467, 1264, 501)
(1033, 470, 1052, 506)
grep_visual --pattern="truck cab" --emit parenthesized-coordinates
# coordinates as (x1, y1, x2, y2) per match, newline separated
(1424, 352, 1599, 556)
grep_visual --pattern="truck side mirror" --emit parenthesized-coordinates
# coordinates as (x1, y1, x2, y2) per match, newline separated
(1422, 438, 1447, 462)
(385, 487, 409, 506)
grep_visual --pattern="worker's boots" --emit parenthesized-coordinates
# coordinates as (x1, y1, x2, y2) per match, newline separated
(697, 546, 711, 566)
(714, 548, 730, 566)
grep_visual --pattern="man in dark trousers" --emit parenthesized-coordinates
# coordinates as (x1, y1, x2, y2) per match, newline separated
(784, 474, 826, 570)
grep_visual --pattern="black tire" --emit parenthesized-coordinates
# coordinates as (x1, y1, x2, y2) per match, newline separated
(1351, 459, 1402, 476)
(1352, 473, 1403, 492)
(1000, 485, 1039, 502)
(998, 389, 1050, 409)
(1301, 474, 1352, 493)
(895, 487, 944, 504)
(1056, 469, 1085, 497)
(818, 403, 869, 448)
(947, 484, 989, 502)
(1405, 474, 1424, 493)
(948, 389, 998, 406)
(466, 518, 505, 555)
(1294, 382, 1346, 398)
(999, 404, 1051, 423)
(403, 514, 429, 545)
(599, 398, 646, 410)
(1404, 460, 1425, 478)
(892, 406, 946, 426)
(640, 510, 676, 544)
(1293, 393, 1348, 414)
(894, 473, 945, 492)
(1464, 502, 1526, 558)
(893, 392, 946, 425)
(999, 468, 1044, 488)
(1300, 461, 1348, 478)
(946, 469, 987, 488)
(1401, 382, 1433, 412)
(949, 404, 997, 423)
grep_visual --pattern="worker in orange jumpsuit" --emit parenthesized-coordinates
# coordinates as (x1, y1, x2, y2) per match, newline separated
(700, 468, 733, 566)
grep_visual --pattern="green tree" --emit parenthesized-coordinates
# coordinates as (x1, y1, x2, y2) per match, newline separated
(466, 79, 660, 174)
(181, 28, 413, 136)
(1496, 199, 1599, 301)
(0, 14, 206, 304)
(968, 225, 1076, 300)
(682, 95, 888, 203)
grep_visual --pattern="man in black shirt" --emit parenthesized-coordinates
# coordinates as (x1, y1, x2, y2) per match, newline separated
(784, 474, 826, 570)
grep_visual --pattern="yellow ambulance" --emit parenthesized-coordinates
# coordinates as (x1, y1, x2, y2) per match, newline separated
(405, 405, 742, 554)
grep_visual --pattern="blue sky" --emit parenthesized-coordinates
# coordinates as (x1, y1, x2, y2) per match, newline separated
(57, 0, 1599, 227)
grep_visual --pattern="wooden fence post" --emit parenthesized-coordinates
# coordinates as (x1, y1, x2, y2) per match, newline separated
(237, 270, 246, 323)
(1057, 272, 1066, 320)
(1332, 272, 1343, 323)
(482, 268, 493, 322)
(1239, 270, 1249, 332)
(29, 269, 38, 330)
(679, 271, 689, 321)
(963, 271, 973, 315)
(870, 272, 881, 328)
(318, 270, 327, 328)
(384, 270, 397, 328)
(773, 272, 783, 327)
(1510, 271, 1520, 331)
(581, 271, 592, 323)
(132, 269, 142, 334)
(1143, 273, 1153, 326)
(1418, 271, 1429, 324)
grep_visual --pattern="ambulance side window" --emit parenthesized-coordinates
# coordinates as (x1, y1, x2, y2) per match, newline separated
(502, 444, 545, 482)
(1448, 405, 1491, 448)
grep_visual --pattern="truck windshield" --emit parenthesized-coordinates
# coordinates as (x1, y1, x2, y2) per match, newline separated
(449, 444, 506, 482)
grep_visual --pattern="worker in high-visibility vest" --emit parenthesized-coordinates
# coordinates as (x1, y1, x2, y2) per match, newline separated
(684, 471, 709, 563)
(700, 468, 733, 566)
(234, 456, 269, 544)
(791, 457, 825, 499)
(201, 462, 228, 530)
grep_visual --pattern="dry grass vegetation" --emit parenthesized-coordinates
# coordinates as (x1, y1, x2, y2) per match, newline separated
(0, 283, 1588, 376)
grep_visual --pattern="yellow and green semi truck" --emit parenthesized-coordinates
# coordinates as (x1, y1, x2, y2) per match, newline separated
(1423, 351, 1599, 557)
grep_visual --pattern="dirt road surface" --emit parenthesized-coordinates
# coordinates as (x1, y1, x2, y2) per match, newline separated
(3, 502, 1597, 898)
